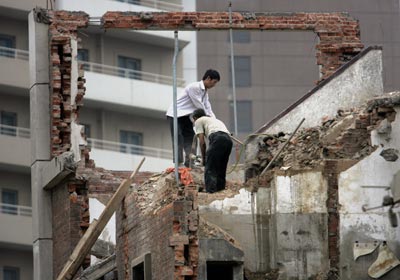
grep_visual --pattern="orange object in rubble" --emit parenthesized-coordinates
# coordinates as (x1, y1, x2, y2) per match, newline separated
(165, 167, 194, 186)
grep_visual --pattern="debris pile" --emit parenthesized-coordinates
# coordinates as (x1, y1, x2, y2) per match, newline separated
(247, 93, 400, 178)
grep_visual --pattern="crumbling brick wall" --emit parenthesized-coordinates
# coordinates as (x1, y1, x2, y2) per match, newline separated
(116, 177, 199, 280)
(37, 8, 366, 279)
(102, 11, 363, 82)
(42, 9, 92, 276)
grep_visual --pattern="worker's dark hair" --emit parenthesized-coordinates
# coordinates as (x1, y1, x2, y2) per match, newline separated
(202, 69, 220, 81)
(192, 108, 206, 120)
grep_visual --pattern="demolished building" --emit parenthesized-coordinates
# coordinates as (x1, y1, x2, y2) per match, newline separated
(29, 8, 400, 280)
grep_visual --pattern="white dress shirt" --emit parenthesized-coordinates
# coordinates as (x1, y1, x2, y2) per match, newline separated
(166, 80, 215, 118)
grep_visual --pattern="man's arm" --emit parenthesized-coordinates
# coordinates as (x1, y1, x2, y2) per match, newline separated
(204, 94, 215, 118)
(198, 133, 207, 166)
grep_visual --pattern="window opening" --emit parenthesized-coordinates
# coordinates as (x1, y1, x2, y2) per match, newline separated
(1, 189, 18, 215)
(118, 56, 142, 80)
(120, 130, 143, 154)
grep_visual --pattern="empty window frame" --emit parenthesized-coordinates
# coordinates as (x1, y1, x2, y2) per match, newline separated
(0, 111, 17, 136)
(230, 100, 253, 133)
(229, 56, 251, 87)
(131, 253, 151, 280)
(0, 34, 16, 58)
(120, 130, 143, 155)
(132, 262, 144, 280)
(118, 56, 142, 80)
(3, 266, 20, 280)
(1, 189, 18, 215)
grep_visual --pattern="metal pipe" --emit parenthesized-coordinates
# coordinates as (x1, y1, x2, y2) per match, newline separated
(228, 2, 238, 136)
(260, 118, 305, 177)
(172, 30, 180, 186)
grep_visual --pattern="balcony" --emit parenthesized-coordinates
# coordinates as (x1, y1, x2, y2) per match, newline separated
(0, 203, 32, 246)
(83, 61, 185, 114)
(0, 124, 30, 168)
(88, 138, 173, 172)
(0, 124, 172, 171)
(0, 47, 29, 90)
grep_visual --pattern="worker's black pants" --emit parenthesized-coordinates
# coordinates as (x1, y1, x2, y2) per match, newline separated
(205, 132, 233, 193)
(167, 115, 194, 166)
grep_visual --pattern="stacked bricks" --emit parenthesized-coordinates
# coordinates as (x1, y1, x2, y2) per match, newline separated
(323, 105, 397, 159)
(170, 186, 199, 280)
(43, 9, 93, 276)
(52, 178, 90, 276)
(116, 182, 200, 280)
(48, 10, 89, 156)
(102, 11, 363, 82)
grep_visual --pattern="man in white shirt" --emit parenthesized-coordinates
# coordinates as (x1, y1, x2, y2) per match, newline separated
(166, 69, 220, 167)
(192, 108, 233, 193)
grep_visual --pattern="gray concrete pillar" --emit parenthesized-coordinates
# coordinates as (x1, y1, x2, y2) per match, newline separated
(29, 10, 53, 280)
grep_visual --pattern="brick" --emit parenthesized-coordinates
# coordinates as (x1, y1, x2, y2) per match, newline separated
(169, 235, 189, 246)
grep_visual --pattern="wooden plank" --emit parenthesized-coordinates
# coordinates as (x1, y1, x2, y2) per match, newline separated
(56, 157, 145, 280)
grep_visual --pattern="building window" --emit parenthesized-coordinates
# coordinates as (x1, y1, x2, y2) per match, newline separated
(131, 253, 151, 280)
(120, 130, 143, 155)
(230, 101, 252, 133)
(81, 123, 91, 146)
(81, 123, 91, 138)
(3, 266, 20, 280)
(0, 111, 17, 136)
(118, 56, 142, 80)
(0, 34, 16, 58)
(229, 56, 251, 87)
(77, 49, 89, 70)
(207, 262, 234, 280)
(1, 189, 18, 215)
(230, 30, 250, 43)
(132, 262, 144, 280)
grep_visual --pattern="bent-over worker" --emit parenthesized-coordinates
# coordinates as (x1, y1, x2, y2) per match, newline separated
(192, 109, 233, 193)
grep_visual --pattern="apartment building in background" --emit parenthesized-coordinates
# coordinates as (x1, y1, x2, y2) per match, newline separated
(0, 0, 195, 279)
(197, 0, 400, 140)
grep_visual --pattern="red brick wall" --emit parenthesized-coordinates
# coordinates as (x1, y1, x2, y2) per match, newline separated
(117, 186, 199, 280)
(52, 179, 89, 276)
(102, 11, 363, 82)
(45, 10, 91, 276)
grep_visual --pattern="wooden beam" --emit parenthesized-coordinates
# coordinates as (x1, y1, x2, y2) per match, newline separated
(56, 158, 146, 280)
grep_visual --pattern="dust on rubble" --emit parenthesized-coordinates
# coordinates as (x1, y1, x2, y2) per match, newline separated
(246, 96, 399, 178)
(128, 167, 245, 215)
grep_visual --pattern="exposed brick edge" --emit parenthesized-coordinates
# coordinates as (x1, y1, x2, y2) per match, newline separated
(170, 186, 199, 280)
(102, 11, 364, 82)
(45, 9, 92, 274)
